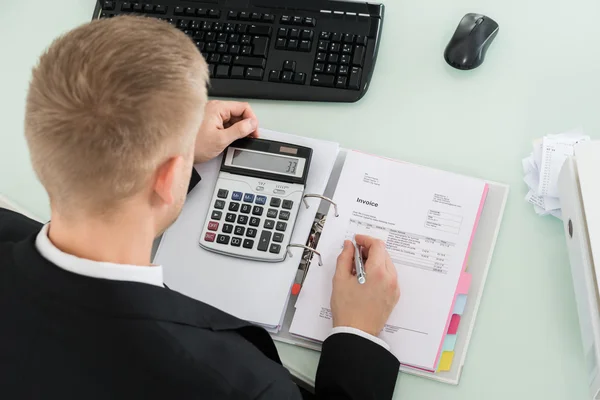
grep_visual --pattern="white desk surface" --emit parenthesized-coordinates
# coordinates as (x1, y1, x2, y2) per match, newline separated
(0, 1, 594, 398)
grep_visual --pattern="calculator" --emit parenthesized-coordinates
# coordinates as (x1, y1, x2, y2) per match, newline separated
(200, 138, 313, 262)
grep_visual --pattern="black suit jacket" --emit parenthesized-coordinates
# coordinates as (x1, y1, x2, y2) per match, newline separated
(0, 208, 399, 399)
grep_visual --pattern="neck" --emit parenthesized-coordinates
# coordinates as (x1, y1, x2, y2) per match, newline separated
(48, 208, 157, 266)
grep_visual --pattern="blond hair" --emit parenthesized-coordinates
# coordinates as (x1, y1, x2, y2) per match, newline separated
(25, 16, 208, 214)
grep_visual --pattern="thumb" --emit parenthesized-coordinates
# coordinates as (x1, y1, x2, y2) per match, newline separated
(335, 240, 355, 278)
(224, 118, 258, 139)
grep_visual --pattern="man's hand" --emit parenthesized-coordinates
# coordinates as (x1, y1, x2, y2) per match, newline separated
(194, 100, 259, 164)
(331, 235, 400, 337)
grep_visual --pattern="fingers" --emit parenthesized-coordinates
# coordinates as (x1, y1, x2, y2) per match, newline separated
(335, 240, 355, 279)
(222, 118, 258, 141)
(212, 100, 259, 138)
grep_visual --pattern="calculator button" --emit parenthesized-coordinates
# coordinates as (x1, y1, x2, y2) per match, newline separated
(237, 215, 248, 225)
(264, 219, 275, 229)
(246, 228, 257, 238)
(273, 189, 286, 195)
(222, 224, 233, 233)
(211, 210, 223, 220)
(217, 234, 230, 244)
(204, 232, 216, 242)
(208, 221, 219, 231)
(257, 230, 272, 251)
(282, 200, 294, 209)
(240, 204, 252, 214)
(255, 195, 267, 205)
(229, 202, 240, 211)
(273, 233, 284, 243)
(276, 221, 287, 231)
(243, 193, 255, 203)
(225, 213, 236, 222)
(231, 237, 242, 247)
(217, 189, 229, 198)
(267, 209, 278, 218)
(269, 244, 281, 254)
(255, 186, 265, 192)
(249, 217, 260, 227)
(279, 211, 290, 220)
(234, 226, 245, 236)
(270, 197, 281, 207)
(243, 239, 254, 249)
(252, 206, 264, 216)
(232, 191, 243, 201)
(214, 200, 226, 209)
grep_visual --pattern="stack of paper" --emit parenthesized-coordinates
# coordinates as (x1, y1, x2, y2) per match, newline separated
(522, 128, 590, 220)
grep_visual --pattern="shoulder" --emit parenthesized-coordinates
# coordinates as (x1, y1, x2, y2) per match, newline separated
(0, 208, 43, 243)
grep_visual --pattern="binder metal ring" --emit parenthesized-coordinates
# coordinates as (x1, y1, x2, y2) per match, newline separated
(287, 244, 323, 266)
(302, 194, 339, 217)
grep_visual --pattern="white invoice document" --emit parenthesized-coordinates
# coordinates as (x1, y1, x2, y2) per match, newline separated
(289, 151, 488, 370)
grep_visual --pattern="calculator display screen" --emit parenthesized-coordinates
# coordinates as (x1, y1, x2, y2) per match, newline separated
(232, 149, 301, 176)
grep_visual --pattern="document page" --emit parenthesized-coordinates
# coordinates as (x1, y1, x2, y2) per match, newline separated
(290, 151, 488, 370)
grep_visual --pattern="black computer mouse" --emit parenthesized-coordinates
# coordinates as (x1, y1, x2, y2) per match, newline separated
(444, 13, 499, 70)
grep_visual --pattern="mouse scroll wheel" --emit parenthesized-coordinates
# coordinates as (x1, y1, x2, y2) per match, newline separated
(475, 18, 484, 25)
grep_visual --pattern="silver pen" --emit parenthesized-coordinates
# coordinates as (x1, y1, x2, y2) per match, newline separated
(353, 238, 366, 284)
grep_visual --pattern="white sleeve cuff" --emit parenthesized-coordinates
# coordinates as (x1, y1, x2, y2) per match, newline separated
(329, 326, 391, 351)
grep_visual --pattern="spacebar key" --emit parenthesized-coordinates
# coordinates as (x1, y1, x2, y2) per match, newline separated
(233, 56, 266, 68)
(257, 231, 272, 252)
(311, 73, 335, 87)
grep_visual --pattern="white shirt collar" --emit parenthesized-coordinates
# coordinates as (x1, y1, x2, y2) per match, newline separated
(35, 224, 164, 287)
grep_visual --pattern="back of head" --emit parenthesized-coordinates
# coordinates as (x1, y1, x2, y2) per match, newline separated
(25, 16, 208, 216)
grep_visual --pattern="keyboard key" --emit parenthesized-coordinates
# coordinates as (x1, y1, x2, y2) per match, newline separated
(221, 54, 233, 64)
(316, 52, 326, 62)
(342, 44, 353, 54)
(243, 239, 254, 249)
(249, 217, 260, 227)
(340, 54, 351, 64)
(240, 204, 252, 213)
(282, 200, 294, 209)
(207, 64, 215, 77)
(251, 12, 262, 21)
(211, 210, 222, 220)
(206, 40, 217, 50)
(228, 10, 239, 19)
(217, 33, 227, 43)
(249, 25, 272, 36)
(234, 226, 245, 236)
(121, 2, 132, 11)
(299, 40, 311, 52)
(335, 76, 347, 88)
(202, 21, 213, 31)
(287, 39, 298, 50)
(227, 34, 240, 44)
(237, 215, 249, 225)
(263, 14, 275, 22)
(252, 37, 269, 57)
(330, 43, 341, 53)
(253, 206, 264, 216)
(275, 38, 287, 49)
(190, 21, 202, 30)
(185, 7, 195, 16)
(204, 232, 216, 242)
(264, 219, 275, 229)
(233, 56, 266, 68)
(257, 231, 272, 251)
(232, 191, 243, 200)
(327, 53, 339, 63)
(243, 193, 255, 203)
(214, 200, 226, 209)
(268, 70, 280, 82)
(301, 30, 314, 40)
(348, 67, 362, 90)
(293, 72, 306, 84)
(276, 221, 287, 231)
(270, 198, 281, 207)
(325, 64, 337, 74)
(279, 210, 290, 220)
(283, 60, 296, 71)
(282, 71, 293, 82)
(226, 213, 236, 222)
(273, 233, 284, 243)
(241, 45, 252, 56)
(314, 63, 325, 73)
(267, 208, 278, 218)
(213, 22, 224, 32)
(319, 31, 331, 40)
(196, 8, 208, 17)
(143, 4, 155, 13)
(229, 45, 241, 55)
(215, 65, 229, 78)
(178, 19, 190, 29)
(317, 41, 329, 51)
(331, 33, 342, 42)
(209, 9, 221, 18)
(133, 3, 143, 12)
(289, 28, 300, 39)
(209, 54, 220, 64)
(256, 195, 267, 205)
(231, 66, 245, 79)
(174, 6, 184, 15)
(269, 244, 281, 254)
(237, 24, 248, 34)
(304, 17, 316, 27)
(245, 67, 264, 80)
(222, 224, 234, 233)
(292, 16, 303, 25)
(217, 189, 229, 198)
(356, 35, 368, 46)
(239, 11, 250, 20)
(278, 28, 287, 37)
(338, 65, 349, 75)
(343, 34, 355, 43)
(217, 234, 230, 245)
(353, 46, 366, 66)
(208, 221, 219, 231)
(229, 202, 240, 211)
(246, 228, 258, 238)
(231, 237, 242, 247)
(281, 15, 292, 24)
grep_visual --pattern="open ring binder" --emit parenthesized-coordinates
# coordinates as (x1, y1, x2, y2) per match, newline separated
(287, 244, 323, 266)
(302, 194, 339, 217)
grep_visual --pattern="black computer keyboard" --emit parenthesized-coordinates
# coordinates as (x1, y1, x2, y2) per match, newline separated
(93, 0, 384, 102)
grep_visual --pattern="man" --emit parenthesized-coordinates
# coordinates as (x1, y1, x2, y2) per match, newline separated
(0, 16, 401, 399)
